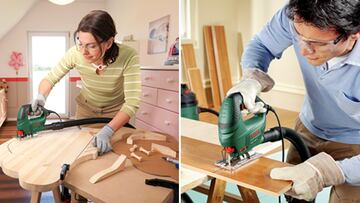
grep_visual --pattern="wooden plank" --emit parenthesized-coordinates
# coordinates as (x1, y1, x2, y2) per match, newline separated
(181, 136, 292, 196)
(212, 25, 233, 99)
(181, 43, 197, 70)
(203, 26, 221, 109)
(187, 68, 208, 107)
(0, 128, 94, 192)
(237, 32, 244, 78)
(181, 167, 212, 193)
(64, 152, 174, 203)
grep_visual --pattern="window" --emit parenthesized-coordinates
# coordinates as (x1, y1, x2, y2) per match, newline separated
(28, 32, 70, 118)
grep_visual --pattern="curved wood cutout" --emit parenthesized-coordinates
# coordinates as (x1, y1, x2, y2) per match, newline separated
(89, 154, 127, 184)
(126, 132, 166, 145)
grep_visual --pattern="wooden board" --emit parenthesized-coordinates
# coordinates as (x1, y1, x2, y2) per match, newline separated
(181, 136, 292, 196)
(181, 43, 198, 70)
(0, 128, 94, 192)
(112, 131, 179, 181)
(187, 68, 208, 107)
(203, 26, 221, 109)
(64, 152, 174, 203)
(237, 32, 244, 78)
(213, 25, 233, 99)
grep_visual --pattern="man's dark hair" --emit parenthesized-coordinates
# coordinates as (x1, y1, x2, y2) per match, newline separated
(286, 0, 360, 38)
(75, 10, 118, 65)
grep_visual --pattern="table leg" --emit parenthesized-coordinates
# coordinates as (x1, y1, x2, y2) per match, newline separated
(71, 192, 80, 203)
(207, 178, 226, 203)
(30, 191, 41, 203)
(237, 186, 259, 203)
(52, 187, 62, 203)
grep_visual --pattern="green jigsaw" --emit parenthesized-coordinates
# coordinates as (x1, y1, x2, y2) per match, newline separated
(216, 93, 267, 171)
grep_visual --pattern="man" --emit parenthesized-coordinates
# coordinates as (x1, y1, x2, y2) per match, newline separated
(228, 0, 360, 202)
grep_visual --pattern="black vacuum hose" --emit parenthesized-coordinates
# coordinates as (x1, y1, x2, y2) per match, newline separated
(263, 127, 311, 162)
(44, 118, 135, 130)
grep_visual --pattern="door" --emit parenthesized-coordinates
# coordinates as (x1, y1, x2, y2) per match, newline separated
(28, 32, 70, 118)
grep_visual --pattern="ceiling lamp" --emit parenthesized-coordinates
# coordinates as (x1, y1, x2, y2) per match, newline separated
(48, 0, 75, 5)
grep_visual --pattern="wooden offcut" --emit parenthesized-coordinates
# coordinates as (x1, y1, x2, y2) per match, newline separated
(151, 143, 177, 158)
(213, 25, 233, 99)
(126, 131, 166, 145)
(89, 154, 127, 184)
(203, 26, 221, 109)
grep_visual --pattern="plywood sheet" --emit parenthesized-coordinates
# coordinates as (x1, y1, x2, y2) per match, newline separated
(0, 128, 94, 192)
(181, 136, 292, 196)
(64, 152, 174, 203)
(112, 132, 179, 181)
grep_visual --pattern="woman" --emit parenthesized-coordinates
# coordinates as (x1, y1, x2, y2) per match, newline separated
(32, 10, 141, 155)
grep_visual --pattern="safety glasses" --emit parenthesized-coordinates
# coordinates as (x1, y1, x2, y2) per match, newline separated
(289, 21, 346, 52)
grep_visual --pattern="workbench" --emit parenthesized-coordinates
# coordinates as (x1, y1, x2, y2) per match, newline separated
(0, 127, 176, 203)
(181, 118, 292, 202)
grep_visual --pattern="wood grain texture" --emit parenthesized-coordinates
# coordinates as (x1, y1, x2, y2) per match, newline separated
(203, 26, 221, 109)
(187, 68, 208, 107)
(89, 154, 126, 184)
(213, 26, 233, 99)
(64, 152, 174, 203)
(0, 128, 94, 192)
(181, 43, 198, 70)
(181, 136, 292, 196)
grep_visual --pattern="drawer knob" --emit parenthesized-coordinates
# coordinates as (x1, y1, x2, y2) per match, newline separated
(140, 111, 148, 115)
(164, 120, 171, 126)
(142, 93, 149, 97)
(144, 76, 151, 81)
(165, 99, 172, 103)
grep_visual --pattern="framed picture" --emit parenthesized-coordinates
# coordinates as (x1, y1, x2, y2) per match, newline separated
(147, 15, 170, 54)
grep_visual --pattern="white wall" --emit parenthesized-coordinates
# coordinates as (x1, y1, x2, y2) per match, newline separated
(106, 0, 179, 66)
(0, 0, 106, 78)
(186, 0, 305, 112)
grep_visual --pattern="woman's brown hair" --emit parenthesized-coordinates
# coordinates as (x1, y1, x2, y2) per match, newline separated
(75, 10, 119, 65)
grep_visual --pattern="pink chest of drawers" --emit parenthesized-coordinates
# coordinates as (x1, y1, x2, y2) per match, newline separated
(135, 67, 179, 140)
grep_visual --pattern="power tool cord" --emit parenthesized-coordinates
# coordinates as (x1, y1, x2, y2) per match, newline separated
(266, 107, 285, 203)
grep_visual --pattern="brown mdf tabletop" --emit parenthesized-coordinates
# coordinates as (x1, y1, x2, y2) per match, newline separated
(64, 152, 174, 203)
(181, 136, 292, 197)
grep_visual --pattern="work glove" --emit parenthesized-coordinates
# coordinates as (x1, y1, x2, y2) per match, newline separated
(270, 152, 345, 201)
(31, 94, 46, 115)
(92, 124, 114, 155)
(226, 68, 274, 114)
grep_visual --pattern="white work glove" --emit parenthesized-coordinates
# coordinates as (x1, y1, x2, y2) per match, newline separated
(227, 79, 265, 113)
(31, 94, 46, 115)
(270, 152, 345, 201)
(92, 125, 114, 155)
(226, 68, 274, 114)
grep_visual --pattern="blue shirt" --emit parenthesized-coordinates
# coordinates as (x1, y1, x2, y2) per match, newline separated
(242, 6, 360, 184)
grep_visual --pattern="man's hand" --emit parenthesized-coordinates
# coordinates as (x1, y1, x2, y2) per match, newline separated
(226, 78, 265, 113)
(226, 68, 274, 114)
(92, 125, 114, 155)
(31, 94, 46, 115)
(270, 152, 345, 201)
